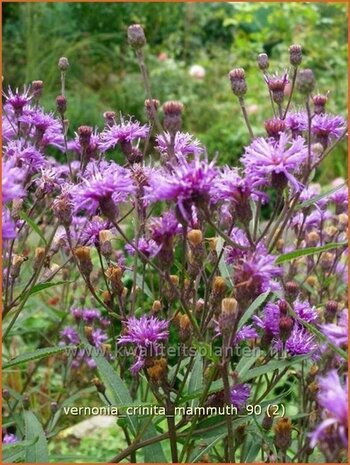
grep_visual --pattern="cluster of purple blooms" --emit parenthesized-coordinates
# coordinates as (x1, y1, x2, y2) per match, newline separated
(2, 41, 348, 461)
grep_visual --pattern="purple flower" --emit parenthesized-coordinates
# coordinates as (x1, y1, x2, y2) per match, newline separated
(329, 178, 348, 213)
(294, 300, 318, 323)
(230, 383, 251, 409)
(312, 114, 346, 144)
(241, 133, 308, 191)
(74, 160, 135, 217)
(34, 167, 65, 196)
(2, 159, 25, 204)
(233, 244, 282, 301)
(125, 237, 160, 258)
(68, 129, 101, 159)
(3, 433, 18, 444)
(99, 119, 149, 152)
(80, 218, 113, 247)
(285, 111, 308, 135)
(285, 326, 316, 356)
(156, 131, 204, 160)
(310, 370, 348, 449)
(118, 316, 169, 374)
(19, 107, 60, 134)
(5, 140, 47, 173)
(60, 327, 80, 345)
(210, 167, 259, 204)
(3, 86, 32, 115)
(225, 228, 250, 263)
(2, 208, 17, 241)
(145, 156, 217, 221)
(321, 309, 348, 348)
(92, 328, 108, 348)
(253, 302, 281, 337)
(148, 211, 181, 244)
(234, 325, 258, 344)
(82, 308, 101, 323)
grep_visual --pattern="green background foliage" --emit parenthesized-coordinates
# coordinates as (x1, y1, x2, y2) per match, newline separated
(3, 2, 347, 180)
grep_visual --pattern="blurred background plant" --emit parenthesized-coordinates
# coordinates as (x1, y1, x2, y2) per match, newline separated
(3, 2, 347, 179)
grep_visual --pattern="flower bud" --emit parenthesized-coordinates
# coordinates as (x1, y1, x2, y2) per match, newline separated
(324, 300, 338, 323)
(107, 265, 124, 295)
(10, 254, 27, 279)
(145, 99, 160, 120)
(306, 231, 320, 247)
(312, 93, 328, 115)
(78, 125, 93, 151)
(274, 417, 292, 452)
(279, 316, 294, 342)
(289, 44, 302, 66)
(31, 80, 44, 100)
(128, 24, 146, 49)
(262, 414, 274, 431)
(50, 401, 58, 413)
(75, 246, 93, 278)
(285, 281, 299, 300)
(219, 298, 238, 335)
(228, 68, 247, 96)
(337, 213, 348, 232)
(56, 95, 67, 115)
(22, 394, 30, 410)
(264, 118, 286, 138)
(92, 377, 106, 394)
(187, 229, 203, 246)
(103, 111, 116, 126)
(147, 358, 167, 384)
(170, 275, 179, 287)
(296, 69, 315, 95)
(179, 314, 192, 342)
(320, 252, 333, 271)
(221, 297, 237, 316)
(58, 57, 69, 71)
(53, 194, 72, 227)
(306, 275, 318, 287)
(163, 101, 184, 134)
(266, 74, 288, 104)
(33, 247, 46, 271)
(151, 300, 162, 314)
(2, 388, 10, 400)
(257, 53, 269, 71)
(212, 276, 227, 295)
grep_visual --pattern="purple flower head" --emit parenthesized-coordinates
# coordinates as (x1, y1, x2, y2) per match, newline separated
(34, 167, 65, 196)
(74, 160, 135, 218)
(60, 327, 80, 345)
(2, 208, 16, 241)
(294, 299, 318, 323)
(148, 210, 182, 244)
(225, 228, 250, 263)
(234, 244, 282, 301)
(264, 72, 289, 90)
(99, 118, 150, 152)
(312, 114, 346, 144)
(253, 302, 281, 337)
(92, 328, 108, 348)
(5, 140, 47, 174)
(156, 131, 204, 160)
(3, 85, 32, 115)
(125, 237, 160, 258)
(145, 155, 217, 221)
(242, 133, 308, 192)
(2, 159, 25, 204)
(285, 111, 308, 136)
(285, 326, 317, 356)
(210, 167, 259, 205)
(310, 370, 348, 449)
(230, 383, 251, 409)
(68, 129, 101, 160)
(80, 218, 113, 247)
(118, 316, 169, 374)
(82, 308, 101, 323)
(234, 325, 258, 344)
(3, 433, 18, 444)
(321, 309, 348, 348)
(329, 178, 348, 213)
(19, 108, 61, 136)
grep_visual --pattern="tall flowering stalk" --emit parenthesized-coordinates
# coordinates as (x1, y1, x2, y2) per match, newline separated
(2, 25, 348, 465)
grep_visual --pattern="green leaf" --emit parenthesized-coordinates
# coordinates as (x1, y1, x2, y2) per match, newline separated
(27, 281, 70, 298)
(297, 182, 346, 210)
(187, 353, 203, 408)
(3, 345, 76, 369)
(235, 348, 262, 379)
(24, 410, 49, 463)
(189, 432, 226, 462)
(82, 341, 138, 436)
(276, 242, 347, 264)
(237, 291, 270, 330)
(20, 212, 47, 245)
(242, 435, 261, 462)
(241, 355, 309, 382)
(216, 237, 234, 287)
(142, 422, 167, 463)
